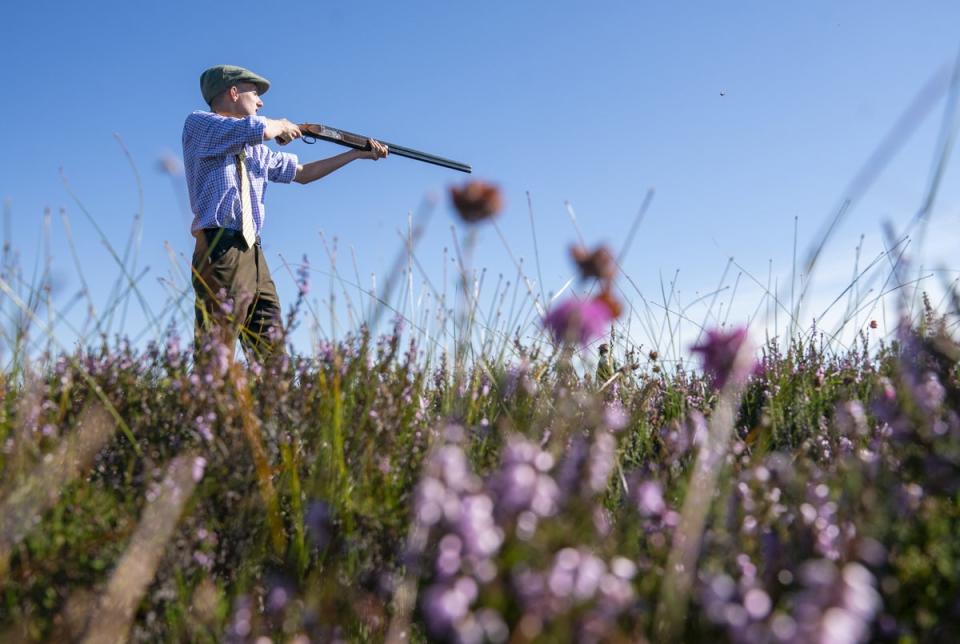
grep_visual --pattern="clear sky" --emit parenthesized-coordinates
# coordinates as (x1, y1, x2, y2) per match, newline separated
(3, 1, 960, 360)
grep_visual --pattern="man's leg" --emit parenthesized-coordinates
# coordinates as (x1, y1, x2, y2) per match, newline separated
(192, 233, 258, 353)
(239, 244, 285, 362)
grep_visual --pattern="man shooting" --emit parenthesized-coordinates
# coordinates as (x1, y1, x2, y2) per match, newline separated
(183, 65, 388, 360)
(596, 343, 616, 386)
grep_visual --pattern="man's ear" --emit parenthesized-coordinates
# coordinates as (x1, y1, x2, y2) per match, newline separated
(228, 86, 240, 102)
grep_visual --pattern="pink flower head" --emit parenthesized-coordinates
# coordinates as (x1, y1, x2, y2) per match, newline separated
(544, 295, 619, 346)
(690, 326, 755, 388)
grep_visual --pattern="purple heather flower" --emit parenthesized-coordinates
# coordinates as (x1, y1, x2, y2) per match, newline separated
(216, 288, 234, 316)
(546, 547, 630, 606)
(515, 550, 637, 631)
(587, 432, 617, 493)
(228, 596, 253, 638)
(305, 500, 333, 549)
(835, 400, 869, 437)
(603, 400, 629, 432)
(422, 576, 479, 638)
(690, 326, 755, 388)
(488, 437, 559, 519)
(877, 376, 896, 401)
(505, 360, 538, 396)
(914, 371, 946, 413)
(165, 334, 182, 368)
(743, 588, 772, 620)
(635, 480, 666, 516)
(436, 535, 463, 578)
(191, 456, 207, 482)
(297, 254, 311, 296)
(266, 573, 296, 613)
(555, 436, 590, 498)
(192, 551, 213, 569)
(821, 608, 866, 644)
(195, 412, 215, 442)
(475, 609, 508, 642)
(456, 494, 503, 559)
(543, 296, 618, 346)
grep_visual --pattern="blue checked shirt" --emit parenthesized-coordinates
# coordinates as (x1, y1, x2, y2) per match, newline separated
(182, 111, 299, 236)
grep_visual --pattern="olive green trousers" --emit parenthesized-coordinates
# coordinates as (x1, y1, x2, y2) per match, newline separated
(191, 232, 284, 360)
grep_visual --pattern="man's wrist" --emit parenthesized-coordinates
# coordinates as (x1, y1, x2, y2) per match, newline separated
(262, 118, 277, 140)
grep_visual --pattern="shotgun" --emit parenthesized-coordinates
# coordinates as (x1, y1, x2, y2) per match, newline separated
(277, 123, 472, 173)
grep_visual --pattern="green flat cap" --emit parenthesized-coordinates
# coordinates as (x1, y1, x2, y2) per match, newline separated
(200, 65, 271, 105)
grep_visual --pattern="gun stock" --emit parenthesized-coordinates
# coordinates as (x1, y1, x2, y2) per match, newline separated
(278, 123, 472, 174)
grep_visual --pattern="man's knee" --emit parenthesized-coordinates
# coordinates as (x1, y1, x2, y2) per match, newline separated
(241, 312, 285, 362)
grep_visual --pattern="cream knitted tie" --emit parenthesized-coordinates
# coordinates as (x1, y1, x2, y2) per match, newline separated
(236, 150, 257, 249)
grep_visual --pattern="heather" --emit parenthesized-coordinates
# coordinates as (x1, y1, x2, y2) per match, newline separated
(0, 162, 958, 643)
(0, 296, 958, 641)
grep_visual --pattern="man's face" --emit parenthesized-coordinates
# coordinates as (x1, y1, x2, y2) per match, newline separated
(231, 82, 263, 116)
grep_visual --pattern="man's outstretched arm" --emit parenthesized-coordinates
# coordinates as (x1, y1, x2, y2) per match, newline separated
(263, 118, 303, 143)
(292, 138, 389, 185)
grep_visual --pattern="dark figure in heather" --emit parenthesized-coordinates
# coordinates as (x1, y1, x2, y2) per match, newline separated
(182, 65, 389, 361)
(596, 343, 617, 386)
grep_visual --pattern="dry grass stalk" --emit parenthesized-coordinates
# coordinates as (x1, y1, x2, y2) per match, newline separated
(654, 341, 754, 641)
(0, 402, 116, 577)
(82, 452, 202, 644)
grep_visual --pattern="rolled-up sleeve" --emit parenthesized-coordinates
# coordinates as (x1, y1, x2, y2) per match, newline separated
(183, 111, 267, 158)
(265, 149, 299, 184)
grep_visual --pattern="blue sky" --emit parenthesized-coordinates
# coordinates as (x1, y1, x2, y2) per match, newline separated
(3, 1, 960, 358)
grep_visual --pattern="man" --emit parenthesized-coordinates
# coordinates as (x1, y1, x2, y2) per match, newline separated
(596, 343, 616, 386)
(183, 65, 388, 360)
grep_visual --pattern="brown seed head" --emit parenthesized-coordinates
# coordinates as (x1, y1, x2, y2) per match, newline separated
(596, 286, 622, 319)
(450, 180, 503, 223)
(570, 244, 617, 283)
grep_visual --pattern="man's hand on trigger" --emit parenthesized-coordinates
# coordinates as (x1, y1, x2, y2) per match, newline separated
(266, 119, 302, 144)
(278, 119, 302, 145)
(360, 138, 389, 160)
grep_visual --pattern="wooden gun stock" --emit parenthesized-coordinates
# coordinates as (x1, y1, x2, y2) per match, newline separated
(277, 123, 471, 173)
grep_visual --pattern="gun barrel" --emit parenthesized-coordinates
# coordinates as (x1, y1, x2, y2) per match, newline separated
(382, 143, 472, 174)
(297, 123, 472, 173)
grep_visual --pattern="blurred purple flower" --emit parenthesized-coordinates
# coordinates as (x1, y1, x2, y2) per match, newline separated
(195, 412, 215, 442)
(555, 436, 590, 499)
(266, 573, 296, 613)
(587, 432, 617, 493)
(296, 254, 311, 296)
(455, 494, 503, 559)
(165, 332, 182, 368)
(544, 295, 618, 346)
(305, 500, 333, 549)
(690, 326, 755, 388)
(914, 371, 945, 414)
(191, 456, 207, 482)
(488, 437, 559, 519)
(603, 400, 629, 432)
(422, 576, 478, 637)
(635, 480, 666, 517)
